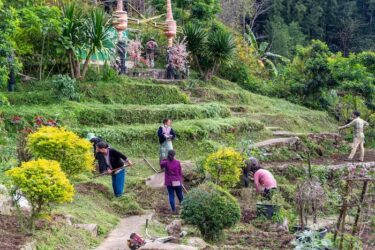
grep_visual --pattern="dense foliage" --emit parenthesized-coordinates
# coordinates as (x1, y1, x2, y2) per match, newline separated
(27, 126, 94, 177)
(204, 148, 243, 188)
(6, 159, 74, 225)
(181, 182, 241, 240)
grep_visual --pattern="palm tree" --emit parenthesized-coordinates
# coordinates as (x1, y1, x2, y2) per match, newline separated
(207, 30, 236, 79)
(245, 26, 289, 76)
(183, 23, 207, 76)
(184, 23, 235, 81)
(61, 2, 85, 79)
(81, 8, 113, 79)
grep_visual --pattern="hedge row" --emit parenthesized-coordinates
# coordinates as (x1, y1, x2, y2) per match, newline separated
(80, 81, 189, 105)
(76, 103, 231, 125)
(5, 91, 58, 105)
(75, 117, 265, 145)
(0, 103, 231, 131)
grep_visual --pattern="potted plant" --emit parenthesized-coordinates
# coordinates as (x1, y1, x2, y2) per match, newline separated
(256, 190, 283, 219)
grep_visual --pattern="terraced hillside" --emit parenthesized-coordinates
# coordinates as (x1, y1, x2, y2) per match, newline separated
(2, 77, 338, 160)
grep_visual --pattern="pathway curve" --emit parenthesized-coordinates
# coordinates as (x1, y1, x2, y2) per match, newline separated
(96, 213, 153, 250)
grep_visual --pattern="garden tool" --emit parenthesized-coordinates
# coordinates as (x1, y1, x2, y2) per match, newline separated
(143, 157, 189, 193)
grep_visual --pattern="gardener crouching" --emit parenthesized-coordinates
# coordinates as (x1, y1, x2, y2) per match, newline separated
(96, 142, 133, 197)
(160, 150, 183, 213)
(247, 157, 277, 200)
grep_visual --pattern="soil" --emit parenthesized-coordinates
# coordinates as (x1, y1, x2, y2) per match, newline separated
(264, 150, 375, 169)
(226, 230, 294, 249)
(0, 215, 30, 250)
(75, 182, 111, 197)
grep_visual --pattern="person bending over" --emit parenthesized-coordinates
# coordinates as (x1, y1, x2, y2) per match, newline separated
(96, 142, 133, 197)
(249, 160, 277, 200)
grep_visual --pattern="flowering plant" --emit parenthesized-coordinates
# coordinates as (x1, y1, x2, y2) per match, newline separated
(346, 162, 374, 177)
(168, 39, 189, 71)
(127, 39, 148, 68)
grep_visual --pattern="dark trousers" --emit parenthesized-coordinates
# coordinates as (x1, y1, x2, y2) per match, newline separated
(242, 175, 250, 188)
(167, 186, 183, 212)
(263, 188, 276, 200)
(112, 169, 126, 197)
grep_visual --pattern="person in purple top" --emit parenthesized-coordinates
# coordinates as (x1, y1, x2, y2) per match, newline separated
(160, 150, 183, 213)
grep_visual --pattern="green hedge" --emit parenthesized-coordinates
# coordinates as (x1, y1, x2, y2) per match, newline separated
(0, 103, 231, 131)
(4, 91, 58, 105)
(76, 103, 230, 125)
(80, 81, 189, 105)
(75, 117, 265, 145)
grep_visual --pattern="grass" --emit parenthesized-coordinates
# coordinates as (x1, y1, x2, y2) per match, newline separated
(0, 76, 349, 249)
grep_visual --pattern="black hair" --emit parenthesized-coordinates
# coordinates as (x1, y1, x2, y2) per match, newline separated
(353, 111, 361, 117)
(163, 118, 171, 124)
(249, 165, 261, 174)
(96, 141, 109, 149)
(167, 150, 176, 161)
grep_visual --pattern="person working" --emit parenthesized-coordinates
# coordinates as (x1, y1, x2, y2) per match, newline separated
(157, 119, 176, 161)
(339, 111, 369, 162)
(242, 157, 259, 188)
(248, 159, 277, 200)
(96, 142, 133, 197)
(160, 150, 183, 213)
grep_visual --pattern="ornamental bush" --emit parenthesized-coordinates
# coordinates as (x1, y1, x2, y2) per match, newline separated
(181, 183, 241, 240)
(204, 148, 243, 188)
(27, 126, 94, 177)
(6, 159, 74, 226)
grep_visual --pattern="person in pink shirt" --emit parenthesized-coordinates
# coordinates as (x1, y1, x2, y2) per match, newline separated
(248, 158, 277, 199)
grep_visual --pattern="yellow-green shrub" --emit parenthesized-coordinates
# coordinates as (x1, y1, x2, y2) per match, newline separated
(204, 148, 243, 188)
(6, 159, 74, 220)
(27, 126, 94, 177)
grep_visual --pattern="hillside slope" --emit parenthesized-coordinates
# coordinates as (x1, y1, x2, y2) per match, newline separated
(1, 77, 337, 160)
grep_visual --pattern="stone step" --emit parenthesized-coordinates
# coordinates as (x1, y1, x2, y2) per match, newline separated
(254, 137, 300, 148)
(265, 126, 283, 131)
(273, 131, 303, 137)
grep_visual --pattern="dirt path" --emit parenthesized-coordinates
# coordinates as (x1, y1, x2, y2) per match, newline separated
(96, 213, 153, 250)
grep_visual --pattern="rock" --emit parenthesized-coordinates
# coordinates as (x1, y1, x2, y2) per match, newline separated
(14, 191, 32, 213)
(140, 242, 197, 250)
(166, 220, 182, 237)
(254, 137, 300, 148)
(53, 214, 73, 225)
(0, 184, 13, 215)
(74, 224, 98, 237)
(146, 172, 165, 189)
(166, 220, 182, 243)
(277, 218, 289, 232)
(187, 237, 210, 249)
(20, 240, 37, 250)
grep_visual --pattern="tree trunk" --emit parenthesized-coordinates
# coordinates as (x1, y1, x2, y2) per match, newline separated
(81, 50, 93, 79)
(39, 35, 46, 80)
(68, 51, 75, 78)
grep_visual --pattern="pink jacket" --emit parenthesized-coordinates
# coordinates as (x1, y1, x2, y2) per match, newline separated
(254, 169, 277, 192)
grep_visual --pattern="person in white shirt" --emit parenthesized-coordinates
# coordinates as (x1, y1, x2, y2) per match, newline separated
(339, 111, 369, 162)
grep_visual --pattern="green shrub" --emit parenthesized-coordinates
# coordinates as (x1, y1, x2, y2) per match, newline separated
(0, 92, 10, 106)
(4, 91, 58, 105)
(27, 126, 94, 178)
(76, 103, 230, 125)
(52, 74, 79, 101)
(6, 159, 74, 228)
(181, 183, 241, 240)
(204, 148, 243, 188)
(76, 117, 264, 145)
